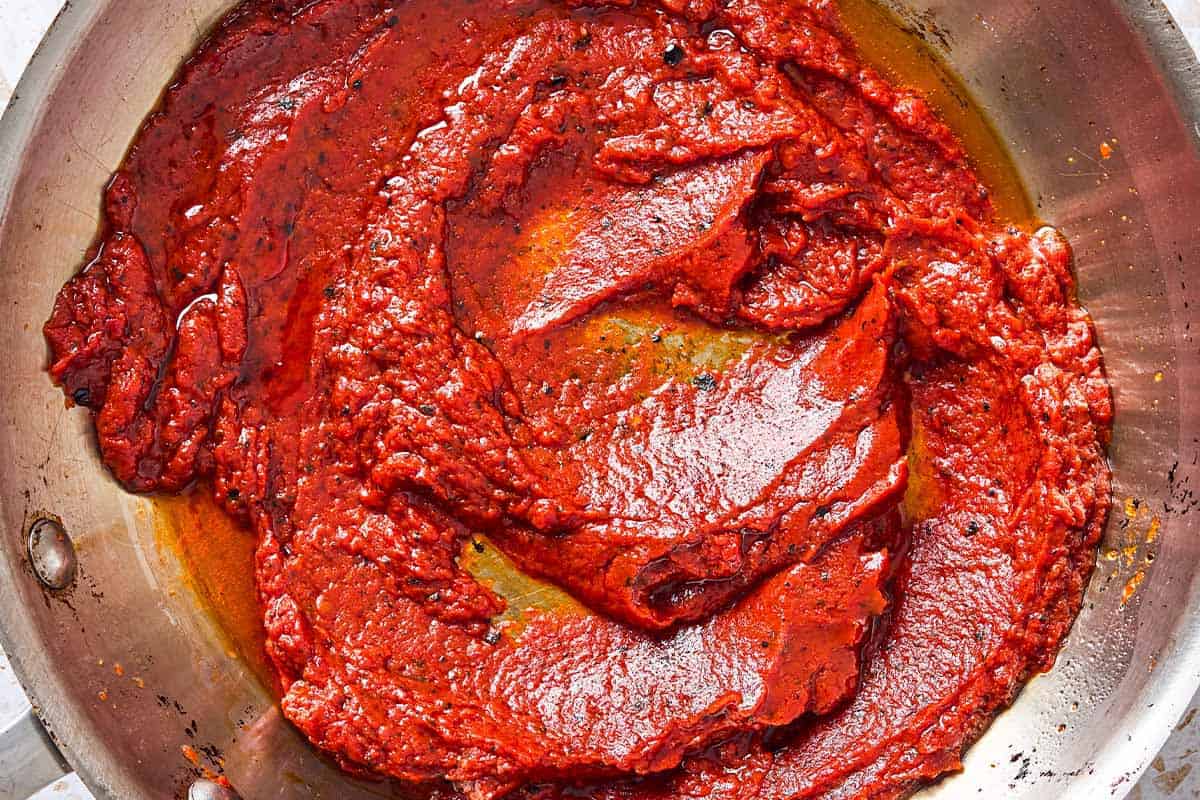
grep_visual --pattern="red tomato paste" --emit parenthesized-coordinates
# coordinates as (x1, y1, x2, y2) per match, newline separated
(45, 0, 1112, 797)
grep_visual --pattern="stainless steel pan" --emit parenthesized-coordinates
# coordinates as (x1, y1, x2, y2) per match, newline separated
(1, 1, 1198, 798)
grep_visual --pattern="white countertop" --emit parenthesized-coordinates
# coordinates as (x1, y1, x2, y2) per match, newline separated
(2, 2, 1199, 799)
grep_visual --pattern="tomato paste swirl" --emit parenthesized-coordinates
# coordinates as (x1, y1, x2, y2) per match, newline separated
(44, 0, 1111, 798)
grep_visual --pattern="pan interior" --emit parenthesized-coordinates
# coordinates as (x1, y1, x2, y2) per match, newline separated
(0, 1, 1196, 798)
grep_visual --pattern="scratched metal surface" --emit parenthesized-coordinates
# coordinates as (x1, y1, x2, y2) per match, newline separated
(0, 1, 1198, 799)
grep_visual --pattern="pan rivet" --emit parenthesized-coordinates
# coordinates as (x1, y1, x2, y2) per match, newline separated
(189, 779, 241, 800)
(27, 517, 77, 590)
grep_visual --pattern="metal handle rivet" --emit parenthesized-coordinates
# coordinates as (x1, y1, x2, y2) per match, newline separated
(27, 517, 77, 590)
(189, 779, 241, 800)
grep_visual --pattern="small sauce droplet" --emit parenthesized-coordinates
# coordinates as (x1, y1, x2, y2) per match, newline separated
(1122, 569, 1146, 605)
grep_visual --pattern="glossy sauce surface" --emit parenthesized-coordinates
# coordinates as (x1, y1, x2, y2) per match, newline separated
(45, 0, 1110, 797)
(157, 0, 1027, 686)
